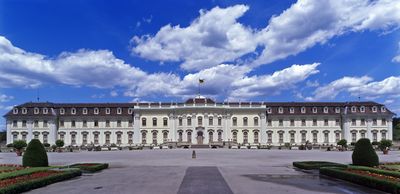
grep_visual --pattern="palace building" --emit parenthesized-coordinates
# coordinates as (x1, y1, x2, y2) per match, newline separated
(4, 96, 395, 148)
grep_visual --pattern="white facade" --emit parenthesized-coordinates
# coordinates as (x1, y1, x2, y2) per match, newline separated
(5, 97, 394, 147)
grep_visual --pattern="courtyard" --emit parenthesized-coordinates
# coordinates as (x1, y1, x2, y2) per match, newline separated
(0, 149, 398, 194)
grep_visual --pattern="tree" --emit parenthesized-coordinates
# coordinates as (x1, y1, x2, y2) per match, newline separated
(337, 139, 347, 148)
(393, 117, 400, 140)
(56, 139, 64, 152)
(379, 139, 393, 154)
(352, 138, 379, 167)
(13, 140, 27, 156)
(22, 139, 48, 167)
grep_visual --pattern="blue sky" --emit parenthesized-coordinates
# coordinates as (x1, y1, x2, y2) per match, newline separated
(1, 0, 400, 129)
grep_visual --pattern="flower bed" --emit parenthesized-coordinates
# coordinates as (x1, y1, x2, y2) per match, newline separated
(0, 165, 25, 174)
(0, 169, 81, 194)
(320, 167, 400, 193)
(69, 163, 108, 173)
(292, 161, 347, 170)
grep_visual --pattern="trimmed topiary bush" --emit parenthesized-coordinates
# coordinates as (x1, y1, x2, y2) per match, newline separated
(352, 138, 379, 167)
(22, 139, 49, 167)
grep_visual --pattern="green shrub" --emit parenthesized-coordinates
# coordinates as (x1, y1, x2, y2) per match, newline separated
(0, 169, 81, 194)
(320, 167, 400, 194)
(378, 140, 393, 151)
(69, 163, 109, 173)
(43, 143, 51, 148)
(22, 139, 49, 167)
(337, 139, 347, 148)
(6, 143, 13, 148)
(352, 138, 379, 167)
(293, 161, 347, 170)
(55, 140, 64, 147)
(12, 140, 27, 150)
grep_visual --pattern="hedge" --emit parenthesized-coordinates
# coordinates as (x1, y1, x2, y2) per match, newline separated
(293, 161, 347, 170)
(0, 167, 55, 180)
(0, 169, 81, 194)
(69, 163, 109, 173)
(23, 139, 48, 167)
(348, 165, 400, 179)
(320, 167, 400, 194)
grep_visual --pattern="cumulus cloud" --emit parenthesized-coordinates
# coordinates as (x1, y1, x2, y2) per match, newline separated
(305, 76, 400, 101)
(0, 35, 318, 100)
(131, 1, 400, 71)
(0, 94, 14, 102)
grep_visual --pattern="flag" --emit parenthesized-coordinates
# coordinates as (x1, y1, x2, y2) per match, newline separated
(199, 79, 204, 83)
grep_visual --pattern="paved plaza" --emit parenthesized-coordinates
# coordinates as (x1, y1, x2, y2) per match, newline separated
(1, 149, 398, 194)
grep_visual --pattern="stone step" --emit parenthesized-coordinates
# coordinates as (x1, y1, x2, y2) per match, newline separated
(190, 144, 210, 149)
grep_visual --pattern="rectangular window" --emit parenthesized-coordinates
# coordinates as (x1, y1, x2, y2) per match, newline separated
(187, 118, 192, 126)
(373, 119, 377, 126)
(153, 119, 157, 127)
(232, 118, 237, 126)
(179, 118, 183, 126)
(382, 119, 386, 126)
(209, 117, 213, 126)
(382, 132, 386, 140)
(301, 119, 306, 126)
(290, 133, 295, 143)
(83, 120, 87, 127)
(60, 134, 64, 141)
(301, 133, 306, 143)
(22, 133, 26, 141)
(352, 132, 357, 143)
(335, 119, 340, 126)
(279, 119, 283, 126)
(94, 120, 99, 127)
(43, 120, 48, 127)
(324, 119, 328, 126)
(373, 132, 377, 142)
(267, 120, 272, 126)
(33, 133, 39, 139)
(105, 134, 110, 144)
(13, 120, 17, 127)
(71, 134, 76, 145)
(142, 118, 146, 126)
(324, 133, 329, 143)
(117, 120, 122, 127)
(82, 134, 87, 145)
(94, 134, 99, 144)
(218, 117, 222, 126)
(352, 119, 356, 126)
(117, 134, 122, 144)
(34, 120, 39, 127)
(128, 120, 133, 127)
(361, 119, 365, 126)
(71, 120, 75, 128)
(163, 119, 168, 127)
(290, 119, 294, 126)
(22, 120, 27, 127)
(279, 133, 283, 143)
(361, 132, 365, 138)
(60, 120, 64, 127)
(106, 120, 110, 127)
(335, 133, 340, 142)
(128, 133, 133, 144)
(312, 119, 317, 126)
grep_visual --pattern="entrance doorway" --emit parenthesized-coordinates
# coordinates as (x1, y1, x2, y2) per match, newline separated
(197, 131, 204, 145)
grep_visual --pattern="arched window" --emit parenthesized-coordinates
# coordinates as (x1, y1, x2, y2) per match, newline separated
(312, 107, 317, 113)
(243, 131, 248, 144)
(232, 132, 237, 143)
(243, 117, 248, 126)
(94, 108, 99, 114)
(152, 118, 157, 126)
(163, 131, 168, 143)
(372, 106, 377, 112)
(254, 131, 259, 143)
(360, 106, 365, 112)
(163, 118, 168, 126)
(82, 108, 88, 114)
(301, 107, 306, 113)
(232, 117, 237, 126)
(187, 132, 192, 143)
(209, 131, 213, 143)
(323, 107, 328, 113)
(179, 117, 183, 126)
(152, 132, 157, 145)
(351, 106, 357, 112)
(22, 108, 27, 114)
(254, 117, 258, 126)
(117, 107, 122, 114)
(278, 107, 283, 113)
(187, 117, 192, 126)
(105, 108, 111, 114)
(71, 108, 76, 115)
(43, 108, 48, 114)
(13, 108, 18, 114)
(290, 107, 294, 113)
(209, 117, 213, 125)
(178, 132, 183, 142)
(142, 132, 147, 144)
(198, 116, 203, 126)
(142, 118, 147, 126)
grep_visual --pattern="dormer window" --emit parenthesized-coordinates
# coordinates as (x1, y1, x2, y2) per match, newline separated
(117, 108, 122, 114)
(83, 108, 88, 114)
(71, 108, 76, 115)
(301, 107, 306, 113)
(106, 108, 111, 114)
(335, 107, 340, 113)
(289, 107, 294, 114)
(351, 106, 357, 112)
(34, 107, 39, 114)
(360, 106, 365, 113)
(381, 106, 386, 112)
(43, 108, 48, 114)
(60, 108, 65, 115)
(94, 108, 99, 114)
(312, 107, 317, 113)
(323, 107, 328, 113)
(372, 106, 377, 112)
(267, 107, 272, 114)
(22, 108, 27, 114)
(128, 108, 133, 114)
(13, 108, 18, 114)
(278, 107, 283, 114)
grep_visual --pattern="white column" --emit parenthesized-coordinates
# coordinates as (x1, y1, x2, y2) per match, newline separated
(133, 113, 141, 145)
(204, 114, 209, 144)
(342, 118, 350, 142)
(49, 120, 57, 145)
(388, 118, 393, 140)
(222, 115, 227, 141)
(169, 113, 176, 142)
(260, 113, 267, 145)
(226, 114, 232, 140)
(6, 120, 12, 144)
(367, 118, 372, 140)
(27, 120, 33, 142)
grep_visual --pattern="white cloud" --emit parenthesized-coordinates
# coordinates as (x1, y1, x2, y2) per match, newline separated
(392, 41, 400, 63)
(132, 1, 400, 70)
(305, 76, 400, 101)
(110, 90, 118, 97)
(131, 5, 257, 71)
(0, 36, 318, 100)
(0, 94, 13, 102)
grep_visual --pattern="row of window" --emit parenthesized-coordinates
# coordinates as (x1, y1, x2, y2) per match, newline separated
(12, 107, 134, 115)
(351, 118, 386, 126)
(267, 106, 386, 114)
